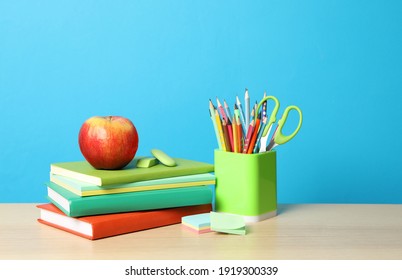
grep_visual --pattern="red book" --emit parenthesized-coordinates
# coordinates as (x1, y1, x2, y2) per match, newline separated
(37, 203, 212, 240)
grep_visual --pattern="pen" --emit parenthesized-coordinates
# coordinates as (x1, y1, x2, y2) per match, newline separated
(253, 95, 267, 152)
(262, 91, 267, 120)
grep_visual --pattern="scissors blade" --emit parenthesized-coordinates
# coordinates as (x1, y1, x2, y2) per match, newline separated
(259, 134, 269, 152)
(258, 125, 273, 152)
(266, 139, 277, 151)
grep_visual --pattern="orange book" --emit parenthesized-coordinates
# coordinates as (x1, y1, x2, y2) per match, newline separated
(37, 203, 212, 240)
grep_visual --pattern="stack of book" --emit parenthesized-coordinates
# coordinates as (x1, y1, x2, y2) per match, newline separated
(37, 157, 215, 240)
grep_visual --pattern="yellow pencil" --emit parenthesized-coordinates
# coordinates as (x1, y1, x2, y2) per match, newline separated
(215, 110, 227, 151)
(232, 115, 238, 153)
(236, 115, 242, 152)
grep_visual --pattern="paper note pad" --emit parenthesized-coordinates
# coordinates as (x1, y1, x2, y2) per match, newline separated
(210, 212, 246, 235)
(182, 213, 211, 234)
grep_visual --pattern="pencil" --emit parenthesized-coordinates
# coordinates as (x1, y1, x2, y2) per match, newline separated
(215, 109, 227, 151)
(245, 88, 250, 130)
(227, 119, 234, 152)
(222, 118, 232, 152)
(236, 96, 246, 135)
(216, 97, 228, 122)
(247, 113, 261, 154)
(223, 100, 232, 123)
(242, 119, 255, 153)
(209, 100, 222, 150)
(236, 114, 243, 152)
(232, 115, 239, 153)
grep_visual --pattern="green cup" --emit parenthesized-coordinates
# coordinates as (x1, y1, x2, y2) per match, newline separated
(214, 150, 277, 222)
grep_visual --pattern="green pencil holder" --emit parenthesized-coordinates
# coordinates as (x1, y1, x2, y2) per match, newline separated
(214, 150, 277, 223)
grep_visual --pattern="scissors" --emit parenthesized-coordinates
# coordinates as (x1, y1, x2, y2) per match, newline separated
(253, 96, 303, 153)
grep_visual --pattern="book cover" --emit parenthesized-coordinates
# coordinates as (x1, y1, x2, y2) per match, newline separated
(37, 203, 212, 240)
(50, 157, 214, 186)
(50, 173, 216, 196)
(46, 181, 213, 217)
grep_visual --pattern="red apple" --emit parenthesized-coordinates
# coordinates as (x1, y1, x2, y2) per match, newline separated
(78, 116, 139, 170)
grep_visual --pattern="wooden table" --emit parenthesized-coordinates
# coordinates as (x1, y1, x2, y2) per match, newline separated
(1, 203, 402, 260)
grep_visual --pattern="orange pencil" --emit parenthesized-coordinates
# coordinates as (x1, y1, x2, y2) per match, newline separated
(247, 114, 261, 154)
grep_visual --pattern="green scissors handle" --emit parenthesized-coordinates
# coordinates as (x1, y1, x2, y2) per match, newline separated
(274, 105, 303, 145)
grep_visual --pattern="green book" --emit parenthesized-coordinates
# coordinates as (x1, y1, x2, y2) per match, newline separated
(50, 157, 214, 186)
(46, 181, 213, 217)
(50, 173, 216, 197)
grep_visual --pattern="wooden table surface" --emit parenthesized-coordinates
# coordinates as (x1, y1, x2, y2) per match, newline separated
(1, 203, 402, 260)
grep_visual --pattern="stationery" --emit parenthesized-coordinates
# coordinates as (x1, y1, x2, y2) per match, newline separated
(38, 203, 212, 240)
(210, 212, 246, 235)
(181, 213, 212, 234)
(245, 89, 250, 130)
(50, 173, 216, 197)
(46, 181, 213, 217)
(236, 96, 246, 135)
(51, 157, 214, 186)
(209, 91, 303, 153)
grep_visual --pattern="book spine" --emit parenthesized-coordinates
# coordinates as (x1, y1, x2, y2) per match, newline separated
(69, 186, 212, 217)
(91, 204, 212, 239)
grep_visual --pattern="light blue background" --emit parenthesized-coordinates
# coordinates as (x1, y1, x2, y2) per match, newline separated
(1, 1, 401, 203)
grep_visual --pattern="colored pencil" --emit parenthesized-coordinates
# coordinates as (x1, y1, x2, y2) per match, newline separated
(209, 100, 222, 150)
(222, 118, 232, 152)
(242, 120, 255, 153)
(223, 99, 232, 123)
(215, 109, 227, 151)
(216, 97, 228, 122)
(245, 89, 250, 130)
(226, 119, 234, 152)
(236, 115, 243, 152)
(232, 115, 239, 153)
(236, 96, 246, 135)
(247, 113, 261, 154)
